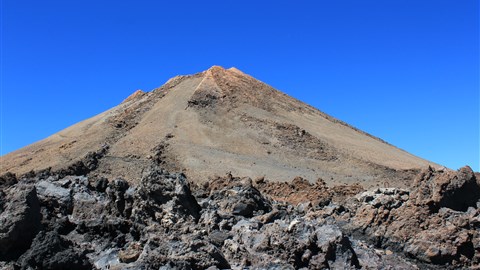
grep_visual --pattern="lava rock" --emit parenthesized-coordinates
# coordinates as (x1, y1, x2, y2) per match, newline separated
(0, 184, 41, 260)
(133, 168, 201, 223)
(36, 180, 72, 214)
(208, 180, 272, 218)
(208, 230, 231, 247)
(19, 230, 92, 270)
(95, 177, 109, 192)
(0, 172, 17, 188)
(232, 202, 254, 217)
(411, 166, 480, 212)
(2, 166, 479, 269)
(345, 167, 480, 267)
(118, 242, 142, 263)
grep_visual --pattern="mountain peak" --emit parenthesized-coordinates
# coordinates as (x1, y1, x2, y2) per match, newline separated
(122, 89, 146, 103)
(2, 67, 436, 188)
(204, 66, 245, 77)
(204, 66, 225, 75)
(208, 65, 225, 69)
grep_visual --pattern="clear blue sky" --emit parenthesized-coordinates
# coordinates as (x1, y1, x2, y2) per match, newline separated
(1, 1, 479, 171)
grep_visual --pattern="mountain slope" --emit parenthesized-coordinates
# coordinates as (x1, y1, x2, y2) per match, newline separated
(1, 66, 437, 187)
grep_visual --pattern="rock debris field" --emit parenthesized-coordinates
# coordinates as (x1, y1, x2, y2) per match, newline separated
(1, 164, 479, 269)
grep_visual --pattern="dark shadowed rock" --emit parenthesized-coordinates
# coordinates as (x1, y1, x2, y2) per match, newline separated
(0, 184, 41, 260)
(0, 172, 17, 188)
(232, 202, 254, 217)
(19, 230, 92, 270)
(95, 177, 109, 192)
(208, 230, 231, 247)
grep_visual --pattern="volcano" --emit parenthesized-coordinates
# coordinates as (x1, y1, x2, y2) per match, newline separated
(2, 66, 435, 188)
(2, 66, 480, 270)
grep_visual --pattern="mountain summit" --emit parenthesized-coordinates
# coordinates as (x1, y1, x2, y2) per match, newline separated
(2, 66, 435, 187)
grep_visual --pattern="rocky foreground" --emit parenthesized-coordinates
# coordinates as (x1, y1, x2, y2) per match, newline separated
(1, 165, 480, 269)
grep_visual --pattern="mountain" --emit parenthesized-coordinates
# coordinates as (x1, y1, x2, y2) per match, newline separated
(3, 66, 480, 269)
(1, 66, 436, 188)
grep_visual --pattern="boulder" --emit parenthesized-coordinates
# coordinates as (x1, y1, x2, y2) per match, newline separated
(411, 166, 480, 212)
(208, 179, 272, 218)
(19, 230, 92, 270)
(0, 184, 41, 260)
(223, 218, 360, 269)
(133, 168, 201, 223)
(36, 180, 72, 214)
(345, 167, 480, 267)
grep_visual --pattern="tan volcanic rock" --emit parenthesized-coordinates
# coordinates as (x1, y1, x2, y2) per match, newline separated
(1, 66, 437, 188)
(122, 89, 146, 104)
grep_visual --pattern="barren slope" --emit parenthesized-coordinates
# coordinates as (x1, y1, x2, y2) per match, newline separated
(1, 66, 437, 187)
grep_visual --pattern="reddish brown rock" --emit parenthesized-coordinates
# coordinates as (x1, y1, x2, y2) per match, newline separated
(347, 167, 480, 267)
(410, 166, 480, 212)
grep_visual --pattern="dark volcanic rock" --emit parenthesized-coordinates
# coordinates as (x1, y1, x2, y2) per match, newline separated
(36, 179, 73, 215)
(206, 176, 272, 218)
(56, 147, 108, 177)
(0, 172, 17, 188)
(94, 177, 109, 192)
(133, 169, 201, 223)
(141, 235, 231, 270)
(1, 165, 479, 269)
(19, 230, 92, 270)
(0, 184, 41, 260)
(232, 202, 254, 217)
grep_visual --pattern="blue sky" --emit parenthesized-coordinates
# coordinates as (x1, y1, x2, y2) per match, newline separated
(1, 1, 479, 171)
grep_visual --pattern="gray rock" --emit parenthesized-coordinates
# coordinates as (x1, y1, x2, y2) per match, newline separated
(232, 202, 254, 217)
(208, 230, 230, 246)
(36, 180, 72, 205)
(133, 168, 201, 223)
(208, 181, 272, 218)
(0, 184, 41, 260)
(94, 248, 120, 269)
(70, 190, 108, 225)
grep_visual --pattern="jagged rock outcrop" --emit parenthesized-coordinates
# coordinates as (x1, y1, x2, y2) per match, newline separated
(410, 166, 480, 212)
(0, 167, 448, 269)
(133, 169, 201, 223)
(205, 176, 272, 218)
(345, 166, 480, 267)
(18, 230, 92, 270)
(0, 183, 41, 260)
